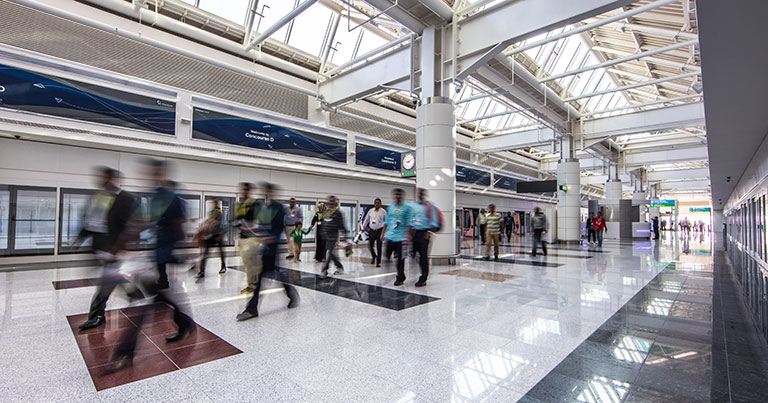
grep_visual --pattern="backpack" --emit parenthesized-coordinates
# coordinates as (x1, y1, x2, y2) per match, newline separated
(424, 201, 444, 232)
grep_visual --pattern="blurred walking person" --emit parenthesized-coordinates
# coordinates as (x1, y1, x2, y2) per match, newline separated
(362, 198, 387, 267)
(105, 159, 194, 372)
(478, 208, 487, 244)
(235, 182, 260, 295)
(310, 203, 326, 262)
(237, 182, 299, 321)
(586, 212, 596, 246)
(384, 189, 413, 286)
(410, 188, 443, 287)
(195, 197, 227, 278)
(484, 204, 502, 260)
(74, 166, 142, 331)
(319, 195, 347, 279)
(504, 212, 514, 242)
(593, 211, 607, 247)
(284, 198, 303, 261)
(531, 207, 548, 257)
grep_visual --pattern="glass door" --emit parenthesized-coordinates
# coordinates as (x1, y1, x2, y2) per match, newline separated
(205, 196, 236, 246)
(0, 186, 9, 255)
(59, 189, 95, 254)
(10, 187, 57, 255)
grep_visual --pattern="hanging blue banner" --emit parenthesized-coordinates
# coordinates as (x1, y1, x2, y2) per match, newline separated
(456, 165, 491, 186)
(493, 175, 517, 191)
(356, 143, 401, 171)
(192, 107, 347, 163)
(0, 64, 175, 135)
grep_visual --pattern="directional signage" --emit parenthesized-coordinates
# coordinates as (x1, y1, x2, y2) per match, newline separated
(356, 144, 401, 171)
(689, 207, 711, 212)
(650, 199, 676, 207)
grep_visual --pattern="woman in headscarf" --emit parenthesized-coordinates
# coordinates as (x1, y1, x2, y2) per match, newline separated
(310, 202, 326, 262)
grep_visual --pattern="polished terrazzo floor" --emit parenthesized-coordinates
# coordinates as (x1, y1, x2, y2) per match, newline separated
(0, 233, 723, 402)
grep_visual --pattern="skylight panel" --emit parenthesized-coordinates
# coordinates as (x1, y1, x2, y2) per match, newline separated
(284, 3, 333, 56)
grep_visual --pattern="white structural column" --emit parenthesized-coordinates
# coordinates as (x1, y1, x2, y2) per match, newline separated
(557, 160, 581, 241)
(556, 135, 581, 242)
(416, 97, 457, 257)
(605, 181, 623, 200)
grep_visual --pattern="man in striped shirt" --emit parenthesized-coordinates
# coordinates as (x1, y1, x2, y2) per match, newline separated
(484, 204, 502, 261)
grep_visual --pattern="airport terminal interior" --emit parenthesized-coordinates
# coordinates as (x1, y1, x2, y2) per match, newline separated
(1, 0, 768, 402)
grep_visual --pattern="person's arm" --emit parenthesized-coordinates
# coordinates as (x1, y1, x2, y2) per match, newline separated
(362, 210, 371, 229)
(337, 211, 347, 240)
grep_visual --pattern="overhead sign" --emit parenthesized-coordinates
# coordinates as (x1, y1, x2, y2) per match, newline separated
(400, 151, 416, 177)
(356, 144, 401, 171)
(192, 107, 347, 163)
(516, 180, 557, 193)
(456, 166, 491, 186)
(689, 207, 711, 212)
(0, 64, 176, 135)
(650, 199, 676, 207)
(493, 175, 517, 191)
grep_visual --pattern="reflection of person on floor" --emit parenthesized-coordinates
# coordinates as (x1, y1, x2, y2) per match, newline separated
(319, 195, 347, 279)
(105, 159, 194, 372)
(362, 198, 387, 267)
(310, 203, 326, 263)
(484, 204, 502, 260)
(384, 188, 413, 287)
(75, 166, 142, 331)
(531, 207, 548, 257)
(237, 182, 299, 321)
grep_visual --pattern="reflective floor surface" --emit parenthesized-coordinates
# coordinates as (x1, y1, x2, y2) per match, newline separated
(0, 232, 739, 402)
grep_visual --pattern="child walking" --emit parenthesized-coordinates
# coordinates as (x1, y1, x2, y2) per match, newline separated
(289, 223, 310, 262)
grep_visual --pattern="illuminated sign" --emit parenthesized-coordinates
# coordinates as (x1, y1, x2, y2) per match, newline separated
(650, 199, 676, 207)
(689, 207, 711, 212)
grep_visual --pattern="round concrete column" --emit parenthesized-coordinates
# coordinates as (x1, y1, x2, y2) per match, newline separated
(632, 191, 647, 202)
(605, 181, 623, 200)
(416, 96, 456, 257)
(556, 160, 581, 242)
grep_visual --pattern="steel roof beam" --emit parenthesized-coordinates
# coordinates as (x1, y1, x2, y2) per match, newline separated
(648, 167, 709, 181)
(541, 39, 698, 83)
(581, 94, 702, 117)
(578, 101, 705, 140)
(502, 0, 679, 58)
(564, 71, 698, 102)
(658, 179, 710, 191)
(473, 128, 558, 153)
(361, 0, 428, 33)
(245, 0, 318, 51)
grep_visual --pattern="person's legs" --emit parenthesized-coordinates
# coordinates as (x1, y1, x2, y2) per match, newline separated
(157, 263, 169, 289)
(597, 230, 603, 246)
(393, 242, 405, 284)
(240, 238, 261, 290)
(415, 231, 429, 285)
(480, 225, 486, 244)
(484, 233, 492, 258)
(329, 242, 343, 272)
(368, 229, 378, 264)
(540, 234, 547, 255)
(198, 240, 211, 274)
(532, 230, 540, 256)
(374, 236, 382, 265)
(285, 226, 295, 259)
(492, 233, 500, 258)
(294, 242, 302, 262)
(314, 234, 325, 262)
(216, 239, 227, 270)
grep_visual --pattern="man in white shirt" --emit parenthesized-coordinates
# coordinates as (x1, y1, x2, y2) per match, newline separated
(362, 198, 387, 267)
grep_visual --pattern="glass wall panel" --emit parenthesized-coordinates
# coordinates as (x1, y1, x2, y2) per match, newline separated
(341, 203, 357, 239)
(205, 196, 236, 246)
(180, 195, 201, 246)
(0, 187, 9, 252)
(59, 190, 94, 253)
(13, 188, 56, 252)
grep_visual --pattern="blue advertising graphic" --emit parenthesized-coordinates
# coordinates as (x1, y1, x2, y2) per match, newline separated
(0, 64, 175, 135)
(456, 165, 491, 186)
(356, 143, 401, 171)
(192, 108, 347, 163)
(493, 175, 517, 191)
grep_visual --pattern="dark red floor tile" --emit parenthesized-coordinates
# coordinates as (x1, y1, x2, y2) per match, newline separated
(88, 352, 178, 391)
(68, 310, 130, 333)
(79, 337, 160, 368)
(121, 303, 175, 322)
(52, 278, 100, 290)
(165, 339, 242, 369)
(149, 325, 219, 351)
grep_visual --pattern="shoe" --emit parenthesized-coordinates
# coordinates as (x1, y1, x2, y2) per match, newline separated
(394, 280, 404, 286)
(483, 256, 490, 260)
(194, 271, 205, 279)
(126, 288, 145, 301)
(103, 354, 133, 373)
(531, 254, 536, 257)
(286, 255, 294, 260)
(494, 257, 500, 261)
(157, 281, 170, 290)
(236, 311, 258, 321)
(219, 267, 227, 274)
(297, 259, 302, 262)
(79, 316, 105, 331)
(240, 286, 254, 295)
(371, 258, 376, 264)
(320, 271, 328, 279)
(415, 281, 427, 287)
(376, 264, 381, 268)
(334, 269, 345, 275)
(287, 295, 300, 309)
(166, 326, 196, 343)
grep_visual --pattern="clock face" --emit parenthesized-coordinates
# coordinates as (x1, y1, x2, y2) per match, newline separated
(402, 153, 415, 170)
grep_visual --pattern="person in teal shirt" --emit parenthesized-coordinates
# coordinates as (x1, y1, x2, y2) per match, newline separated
(408, 188, 441, 287)
(382, 188, 413, 286)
